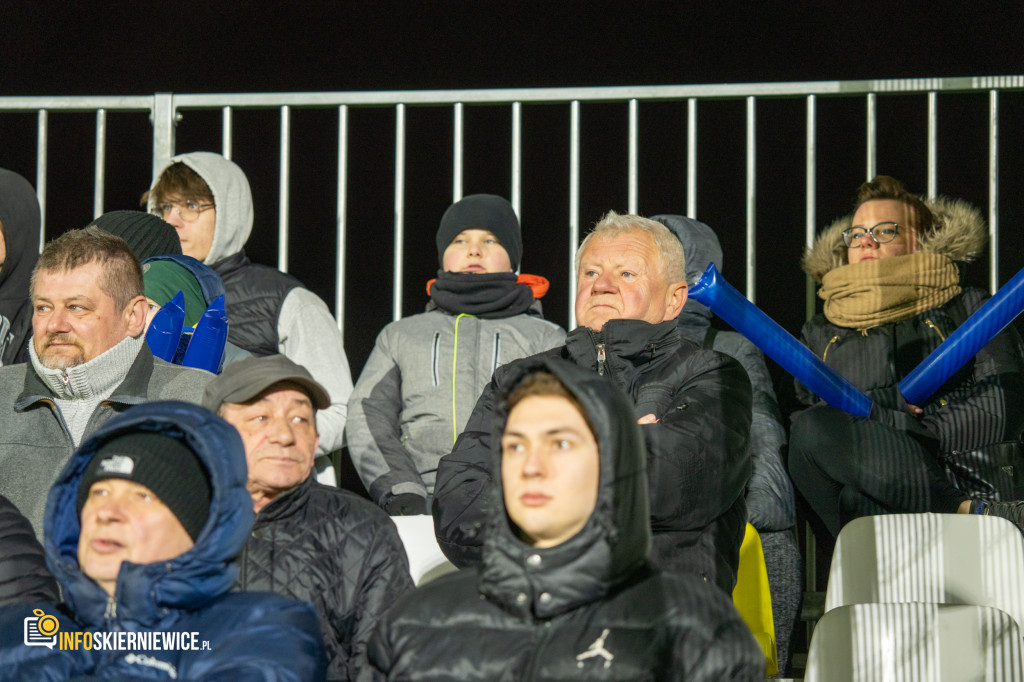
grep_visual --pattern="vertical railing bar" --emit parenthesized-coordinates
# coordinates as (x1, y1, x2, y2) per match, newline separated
(335, 105, 348, 336)
(866, 92, 877, 180)
(453, 102, 463, 203)
(628, 98, 638, 214)
(278, 105, 291, 273)
(687, 98, 697, 219)
(805, 95, 817, 321)
(569, 100, 581, 329)
(511, 101, 522, 221)
(222, 106, 233, 161)
(151, 93, 176, 182)
(804, 94, 818, 607)
(989, 90, 999, 293)
(745, 96, 756, 303)
(36, 109, 48, 250)
(393, 103, 406, 322)
(93, 109, 106, 218)
(927, 92, 937, 197)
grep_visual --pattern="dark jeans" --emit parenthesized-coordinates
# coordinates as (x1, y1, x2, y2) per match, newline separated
(788, 405, 966, 537)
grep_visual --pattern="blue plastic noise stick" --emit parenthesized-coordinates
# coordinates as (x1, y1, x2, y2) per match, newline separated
(145, 291, 185, 362)
(899, 265, 1024, 405)
(182, 295, 229, 374)
(689, 263, 873, 417)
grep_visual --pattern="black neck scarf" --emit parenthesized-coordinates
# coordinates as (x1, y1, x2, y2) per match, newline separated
(429, 271, 535, 319)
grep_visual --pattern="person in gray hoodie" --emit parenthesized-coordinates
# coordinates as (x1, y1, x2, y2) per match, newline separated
(347, 194, 565, 515)
(653, 214, 801, 676)
(146, 152, 352, 483)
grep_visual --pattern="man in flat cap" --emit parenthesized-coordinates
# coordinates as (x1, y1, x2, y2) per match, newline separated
(204, 355, 414, 681)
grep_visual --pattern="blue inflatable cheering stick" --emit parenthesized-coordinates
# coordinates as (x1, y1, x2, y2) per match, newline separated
(899, 265, 1024, 405)
(689, 263, 873, 417)
(182, 295, 229, 374)
(145, 291, 185, 362)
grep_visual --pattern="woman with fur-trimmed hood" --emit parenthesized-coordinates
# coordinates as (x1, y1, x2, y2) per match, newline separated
(789, 175, 1024, 538)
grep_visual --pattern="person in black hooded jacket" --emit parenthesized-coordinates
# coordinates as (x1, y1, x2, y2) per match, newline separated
(434, 212, 752, 595)
(0, 495, 57, 607)
(0, 167, 41, 366)
(361, 357, 764, 681)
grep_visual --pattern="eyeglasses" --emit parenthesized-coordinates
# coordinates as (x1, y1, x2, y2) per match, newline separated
(153, 200, 215, 223)
(842, 221, 901, 248)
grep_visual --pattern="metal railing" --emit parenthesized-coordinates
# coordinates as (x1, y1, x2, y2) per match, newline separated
(2, 75, 1022, 335)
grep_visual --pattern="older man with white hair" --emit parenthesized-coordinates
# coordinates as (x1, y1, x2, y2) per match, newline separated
(433, 211, 753, 595)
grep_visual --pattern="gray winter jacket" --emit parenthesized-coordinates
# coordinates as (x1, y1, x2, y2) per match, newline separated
(653, 214, 795, 531)
(348, 301, 564, 507)
(0, 344, 211, 539)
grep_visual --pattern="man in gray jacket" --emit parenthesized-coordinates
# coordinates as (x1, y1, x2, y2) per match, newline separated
(0, 226, 211, 538)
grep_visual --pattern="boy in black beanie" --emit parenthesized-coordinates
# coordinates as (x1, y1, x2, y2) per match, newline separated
(347, 194, 566, 516)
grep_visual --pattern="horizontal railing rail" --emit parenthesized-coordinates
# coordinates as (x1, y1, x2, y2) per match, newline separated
(3, 75, 1022, 336)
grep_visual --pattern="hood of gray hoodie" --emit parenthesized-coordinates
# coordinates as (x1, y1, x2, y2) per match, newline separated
(148, 152, 253, 266)
(651, 214, 722, 335)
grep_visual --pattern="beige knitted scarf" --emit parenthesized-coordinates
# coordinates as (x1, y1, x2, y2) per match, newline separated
(819, 252, 961, 329)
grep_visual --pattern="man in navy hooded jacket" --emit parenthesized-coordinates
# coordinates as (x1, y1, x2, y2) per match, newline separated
(0, 401, 326, 680)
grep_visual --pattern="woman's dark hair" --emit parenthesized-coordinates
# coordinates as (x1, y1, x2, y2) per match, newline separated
(854, 175, 934, 234)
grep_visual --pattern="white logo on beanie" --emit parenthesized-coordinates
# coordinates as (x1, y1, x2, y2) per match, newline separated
(98, 454, 135, 476)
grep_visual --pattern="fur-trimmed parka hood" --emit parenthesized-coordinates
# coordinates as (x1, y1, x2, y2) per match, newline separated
(802, 196, 987, 283)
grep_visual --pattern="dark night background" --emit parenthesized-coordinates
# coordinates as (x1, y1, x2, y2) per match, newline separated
(2, 1, 1023, 382)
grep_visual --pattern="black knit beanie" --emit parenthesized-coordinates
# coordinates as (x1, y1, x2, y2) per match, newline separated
(89, 211, 183, 261)
(435, 194, 522, 270)
(77, 432, 211, 541)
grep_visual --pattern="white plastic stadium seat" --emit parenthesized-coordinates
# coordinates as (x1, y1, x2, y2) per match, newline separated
(391, 514, 458, 585)
(824, 513, 1024, 632)
(804, 603, 1024, 682)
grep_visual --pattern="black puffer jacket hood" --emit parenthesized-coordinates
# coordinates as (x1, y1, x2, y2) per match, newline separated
(478, 356, 651, 619)
(802, 195, 987, 283)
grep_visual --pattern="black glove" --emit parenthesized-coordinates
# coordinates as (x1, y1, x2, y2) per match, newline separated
(385, 493, 427, 516)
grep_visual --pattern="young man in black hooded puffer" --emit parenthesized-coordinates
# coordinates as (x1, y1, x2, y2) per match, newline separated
(360, 357, 763, 681)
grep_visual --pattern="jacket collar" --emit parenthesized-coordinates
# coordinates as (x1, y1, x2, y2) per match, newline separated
(565, 318, 680, 373)
(254, 474, 313, 524)
(210, 249, 250, 278)
(16, 342, 156, 413)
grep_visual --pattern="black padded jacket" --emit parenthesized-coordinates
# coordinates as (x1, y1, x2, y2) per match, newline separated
(433, 318, 752, 594)
(363, 356, 763, 681)
(237, 476, 415, 681)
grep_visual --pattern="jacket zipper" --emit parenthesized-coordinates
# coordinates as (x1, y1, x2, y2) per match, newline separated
(822, 335, 840, 361)
(523, 619, 555, 681)
(924, 318, 948, 342)
(595, 343, 607, 376)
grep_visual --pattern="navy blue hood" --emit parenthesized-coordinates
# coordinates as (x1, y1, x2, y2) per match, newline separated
(43, 401, 254, 628)
(142, 254, 228, 308)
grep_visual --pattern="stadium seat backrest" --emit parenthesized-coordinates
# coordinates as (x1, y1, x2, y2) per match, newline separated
(391, 514, 458, 585)
(824, 513, 1024, 631)
(805, 602, 1024, 682)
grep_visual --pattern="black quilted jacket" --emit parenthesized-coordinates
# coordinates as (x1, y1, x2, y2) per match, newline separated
(0, 494, 57, 607)
(434, 318, 752, 594)
(237, 476, 415, 681)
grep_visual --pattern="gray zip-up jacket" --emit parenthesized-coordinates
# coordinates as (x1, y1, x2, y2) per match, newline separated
(347, 302, 564, 507)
